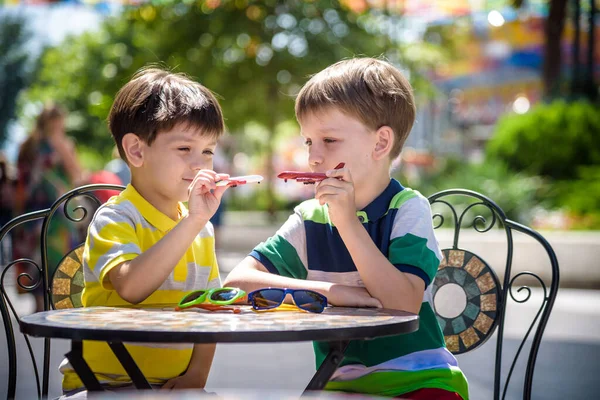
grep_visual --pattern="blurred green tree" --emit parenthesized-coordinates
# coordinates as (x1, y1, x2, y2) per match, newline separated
(24, 0, 447, 213)
(0, 13, 36, 147)
(487, 100, 600, 179)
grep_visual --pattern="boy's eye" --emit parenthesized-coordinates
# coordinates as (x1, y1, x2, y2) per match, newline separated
(304, 139, 312, 146)
(324, 138, 337, 144)
(203, 150, 215, 155)
(178, 147, 191, 152)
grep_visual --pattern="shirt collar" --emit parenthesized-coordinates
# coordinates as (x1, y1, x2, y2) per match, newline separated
(356, 179, 404, 223)
(121, 184, 186, 232)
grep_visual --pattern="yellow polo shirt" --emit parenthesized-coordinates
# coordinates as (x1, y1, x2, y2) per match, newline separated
(61, 184, 220, 390)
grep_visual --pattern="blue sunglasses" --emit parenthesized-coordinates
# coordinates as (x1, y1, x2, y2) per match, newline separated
(247, 288, 328, 313)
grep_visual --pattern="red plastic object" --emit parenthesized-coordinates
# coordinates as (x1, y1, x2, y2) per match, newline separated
(277, 163, 345, 184)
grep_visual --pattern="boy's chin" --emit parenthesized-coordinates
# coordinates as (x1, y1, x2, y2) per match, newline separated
(177, 194, 190, 203)
(175, 190, 190, 203)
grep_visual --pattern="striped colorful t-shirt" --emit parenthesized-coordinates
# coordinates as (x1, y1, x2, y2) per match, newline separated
(60, 184, 221, 391)
(250, 179, 469, 399)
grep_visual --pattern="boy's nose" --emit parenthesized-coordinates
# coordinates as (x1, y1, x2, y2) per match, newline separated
(190, 158, 207, 171)
(308, 150, 323, 167)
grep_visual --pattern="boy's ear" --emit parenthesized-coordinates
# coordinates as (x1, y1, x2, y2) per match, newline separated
(373, 125, 394, 161)
(122, 133, 144, 168)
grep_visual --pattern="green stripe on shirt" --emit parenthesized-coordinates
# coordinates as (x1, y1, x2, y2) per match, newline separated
(297, 199, 331, 225)
(325, 366, 469, 399)
(254, 235, 307, 279)
(388, 188, 419, 210)
(388, 233, 441, 284)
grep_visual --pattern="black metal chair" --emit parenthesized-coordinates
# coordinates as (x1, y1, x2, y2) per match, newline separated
(427, 189, 559, 400)
(0, 184, 124, 400)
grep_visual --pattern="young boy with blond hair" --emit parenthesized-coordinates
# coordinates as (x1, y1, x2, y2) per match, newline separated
(60, 68, 230, 395)
(225, 58, 469, 399)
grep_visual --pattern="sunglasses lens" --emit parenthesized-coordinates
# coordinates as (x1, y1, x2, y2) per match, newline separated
(209, 288, 240, 302)
(293, 290, 326, 313)
(181, 290, 206, 305)
(251, 289, 285, 309)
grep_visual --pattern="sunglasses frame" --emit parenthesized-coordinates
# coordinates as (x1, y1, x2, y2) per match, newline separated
(247, 288, 328, 313)
(178, 287, 246, 309)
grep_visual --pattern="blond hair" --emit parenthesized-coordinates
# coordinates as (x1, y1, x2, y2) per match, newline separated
(295, 58, 415, 160)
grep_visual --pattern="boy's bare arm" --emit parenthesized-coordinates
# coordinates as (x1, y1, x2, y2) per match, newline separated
(108, 215, 209, 304)
(337, 218, 425, 313)
(162, 344, 216, 390)
(109, 170, 229, 304)
(224, 257, 381, 308)
(317, 168, 424, 313)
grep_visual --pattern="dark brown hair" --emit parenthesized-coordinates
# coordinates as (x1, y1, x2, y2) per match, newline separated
(108, 67, 224, 162)
(295, 58, 416, 160)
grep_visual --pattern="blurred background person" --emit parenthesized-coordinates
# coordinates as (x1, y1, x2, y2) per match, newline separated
(12, 103, 85, 312)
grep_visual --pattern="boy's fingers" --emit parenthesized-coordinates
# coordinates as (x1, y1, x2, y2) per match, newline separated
(316, 193, 337, 206)
(195, 169, 218, 179)
(316, 193, 328, 205)
(317, 178, 352, 191)
(326, 167, 352, 182)
(315, 185, 344, 199)
(191, 175, 217, 193)
(190, 170, 219, 189)
(212, 183, 229, 201)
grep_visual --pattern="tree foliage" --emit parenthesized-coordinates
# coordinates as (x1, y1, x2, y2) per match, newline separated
(0, 13, 36, 147)
(487, 100, 600, 179)
(24, 0, 444, 158)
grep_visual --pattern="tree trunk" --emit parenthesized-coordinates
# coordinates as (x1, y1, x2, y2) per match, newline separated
(586, 0, 597, 100)
(543, 0, 569, 98)
(572, 0, 581, 96)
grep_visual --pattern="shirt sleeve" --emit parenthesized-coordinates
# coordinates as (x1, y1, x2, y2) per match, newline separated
(249, 208, 308, 279)
(388, 195, 443, 288)
(85, 205, 141, 290)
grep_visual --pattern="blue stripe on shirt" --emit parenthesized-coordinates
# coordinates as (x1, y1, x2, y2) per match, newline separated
(249, 250, 280, 275)
(395, 263, 431, 287)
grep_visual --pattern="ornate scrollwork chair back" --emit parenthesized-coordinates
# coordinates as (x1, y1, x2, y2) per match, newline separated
(0, 184, 124, 400)
(427, 189, 560, 400)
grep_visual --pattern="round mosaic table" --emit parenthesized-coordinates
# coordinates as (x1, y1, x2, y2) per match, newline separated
(20, 306, 418, 343)
(20, 306, 418, 393)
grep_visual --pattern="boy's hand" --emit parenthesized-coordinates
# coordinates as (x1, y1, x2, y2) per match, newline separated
(315, 166, 357, 229)
(187, 170, 230, 223)
(328, 284, 382, 308)
(161, 372, 205, 390)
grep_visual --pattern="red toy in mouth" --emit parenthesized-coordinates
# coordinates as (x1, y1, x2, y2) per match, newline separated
(277, 163, 345, 184)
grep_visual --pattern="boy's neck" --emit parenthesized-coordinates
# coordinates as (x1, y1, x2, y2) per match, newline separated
(130, 177, 180, 221)
(354, 171, 392, 211)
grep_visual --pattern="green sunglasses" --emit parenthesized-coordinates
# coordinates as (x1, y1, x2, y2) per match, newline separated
(177, 287, 246, 309)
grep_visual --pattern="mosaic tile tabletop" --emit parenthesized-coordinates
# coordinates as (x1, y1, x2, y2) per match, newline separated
(20, 306, 418, 343)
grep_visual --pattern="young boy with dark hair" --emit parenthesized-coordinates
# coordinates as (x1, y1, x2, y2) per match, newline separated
(60, 68, 230, 395)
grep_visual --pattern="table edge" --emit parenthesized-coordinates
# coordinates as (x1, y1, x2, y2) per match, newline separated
(19, 309, 420, 343)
